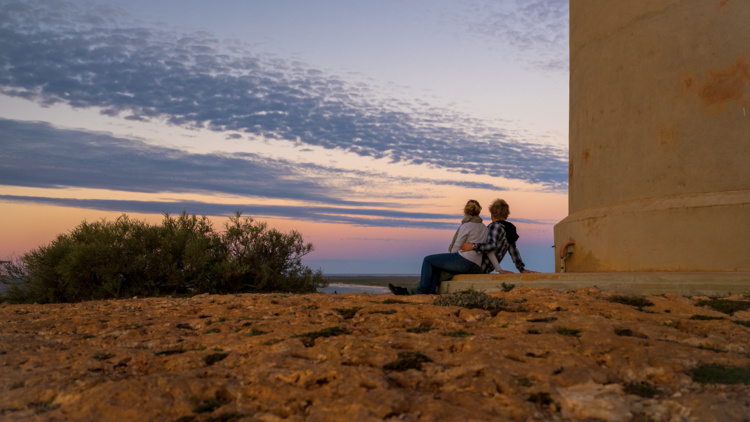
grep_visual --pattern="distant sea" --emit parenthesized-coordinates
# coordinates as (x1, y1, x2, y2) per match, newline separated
(319, 274, 419, 294)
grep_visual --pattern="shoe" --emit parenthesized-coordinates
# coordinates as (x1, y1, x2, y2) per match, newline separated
(388, 283, 408, 296)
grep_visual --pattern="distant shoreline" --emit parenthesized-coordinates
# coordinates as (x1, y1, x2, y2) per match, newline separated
(323, 275, 419, 287)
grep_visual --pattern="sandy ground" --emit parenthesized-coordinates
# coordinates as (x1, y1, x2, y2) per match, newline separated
(1, 287, 749, 421)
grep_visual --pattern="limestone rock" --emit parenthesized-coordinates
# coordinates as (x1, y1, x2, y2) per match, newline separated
(0, 289, 749, 421)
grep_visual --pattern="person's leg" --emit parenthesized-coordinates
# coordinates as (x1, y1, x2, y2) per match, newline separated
(407, 272, 452, 295)
(417, 253, 480, 294)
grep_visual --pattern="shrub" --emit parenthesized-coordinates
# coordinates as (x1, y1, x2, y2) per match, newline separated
(689, 315, 725, 321)
(1, 211, 327, 303)
(295, 326, 350, 347)
(433, 289, 510, 315)
(442, 329, 473, 337)
(623, 383, 661, 398)
(500, 282, 515, 292)
(691, 363, 750, 385)
(696, 299, 750, 316)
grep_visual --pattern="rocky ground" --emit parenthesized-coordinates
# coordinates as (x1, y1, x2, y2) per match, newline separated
(1, 287, 749, 421)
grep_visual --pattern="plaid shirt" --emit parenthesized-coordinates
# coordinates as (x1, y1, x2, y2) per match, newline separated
(473, 221, 526, 273)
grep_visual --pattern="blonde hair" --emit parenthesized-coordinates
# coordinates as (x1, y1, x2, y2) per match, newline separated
(463, 199, 481, 216)
(489, 199, 510, 220)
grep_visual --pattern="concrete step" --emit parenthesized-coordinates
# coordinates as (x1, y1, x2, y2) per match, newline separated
(441, 272, 750, 297)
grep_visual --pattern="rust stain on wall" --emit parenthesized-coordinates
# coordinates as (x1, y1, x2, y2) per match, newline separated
(582, 148, 590, 163)
(568, 161, 574, 182)
(716, 0, 730, 9)
(698, 55, 750, 107)
(658, 125, 675, 147)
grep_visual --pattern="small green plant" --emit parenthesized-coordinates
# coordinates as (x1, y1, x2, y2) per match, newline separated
(527, 329, 541, 335)
(606, 295, 654, 308)
(623, 382, 661, 398)
(270, 300, 279, 305)
(664, 321, 679, 328)
(512, 298, 528, 303)
(217, 317, 226, 323)
(690, 315, 725, 321)
(261, 338, 283, 346)
(203, 353, 229, 366)
(556, 327, 582, 337)
(696, 299, 750, 316)
(528, 317, 557, 323)
(199, 315, 211, 319)
(433, 289, 511, 316)
(691, 363, 750, 384)
(382, 299, 410, 304)
(614, 327, 633, 337)
(501, 282, 515, 292)
(249, 328, 269, 336)
(154, 348, 186, 356)
(516, 377, 532, 387)
(92, 352, 115, 360)
(442, 329, 473, 338)
(176, 323, 194, 330)
(405, 326, 434, 334)
(295, 326, 350, 347)
(369, 309, 396, 315)
(528, 392, 553, 406)
(303, 305, 319, 310)
(204, 328, 221, 334)
(383, 351, 433, 372)
(134, 344, 147, 350)
(82, 334, 95, 339)
(635, 307, 656, 313)
(332, 307, 364, 319)
(241, 322, 253, 327)
(733, 320, 750, 328)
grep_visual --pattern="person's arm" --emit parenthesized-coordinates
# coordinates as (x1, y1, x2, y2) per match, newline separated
(451, 226, 471, 253)
(462, 222, 507, 253)
(448, 224, 462, 252)
(508, 243, 538, 273)
(485, 252, 513, 274)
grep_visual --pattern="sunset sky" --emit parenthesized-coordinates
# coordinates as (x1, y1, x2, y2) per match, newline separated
(0, 0, 570, 274)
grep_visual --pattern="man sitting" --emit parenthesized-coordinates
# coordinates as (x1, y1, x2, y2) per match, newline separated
(461, 198, 537, 275)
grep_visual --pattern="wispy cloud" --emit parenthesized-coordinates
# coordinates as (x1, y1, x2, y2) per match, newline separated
(0, 118, 507, 205)
(0, 194, 553, 230)
(0, 0, 568, 188)
(450, 0, 569, 72)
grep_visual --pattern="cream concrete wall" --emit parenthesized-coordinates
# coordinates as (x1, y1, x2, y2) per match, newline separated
(554, 0, 750, 272)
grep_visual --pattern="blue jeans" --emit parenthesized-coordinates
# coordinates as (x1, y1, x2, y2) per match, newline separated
(417, 253, 482, 294)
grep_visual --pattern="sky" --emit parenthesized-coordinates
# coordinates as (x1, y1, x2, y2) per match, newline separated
(0, 0, 570, 274)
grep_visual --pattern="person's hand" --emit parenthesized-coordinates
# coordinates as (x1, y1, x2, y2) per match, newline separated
(498, 270, 514, 274)
(521, 270, 538, 274)
(460, 242, 473, 252)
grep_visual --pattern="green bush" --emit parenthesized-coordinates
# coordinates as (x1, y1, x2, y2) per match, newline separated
(0, 211, 326, 303)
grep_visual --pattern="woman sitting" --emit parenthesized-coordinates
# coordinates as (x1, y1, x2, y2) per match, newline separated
(390, 199, 488, 295)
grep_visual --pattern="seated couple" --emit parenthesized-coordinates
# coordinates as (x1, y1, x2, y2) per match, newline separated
(388, 199, 536, 296)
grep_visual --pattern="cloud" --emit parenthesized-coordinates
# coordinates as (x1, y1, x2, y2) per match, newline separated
(0, 0, 568, 189)
(0, 118, 508, 205)
(450, 0, 569, 72)
(0, 194, 553, 230)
